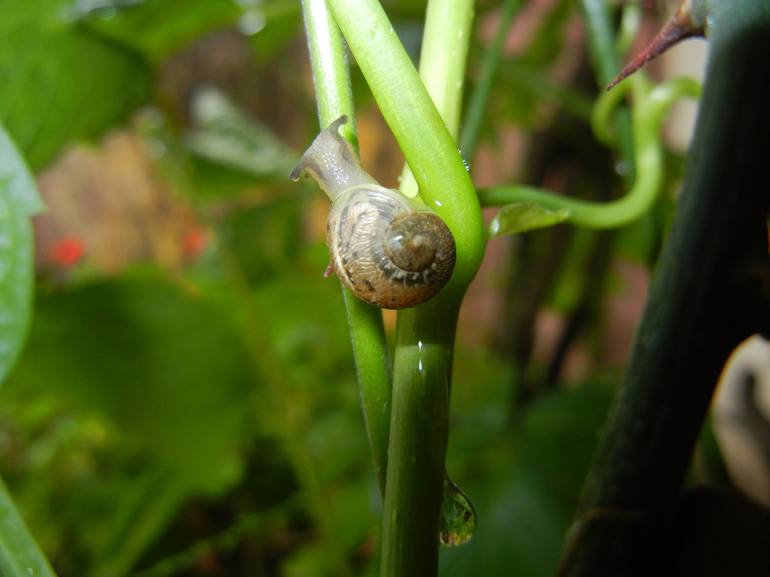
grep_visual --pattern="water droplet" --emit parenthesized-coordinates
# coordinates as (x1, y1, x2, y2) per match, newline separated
(238, 10, 266, 36)
(439, 476, 476, 546)
(417, 340, 424, 373)
(615, 160, 631, 176)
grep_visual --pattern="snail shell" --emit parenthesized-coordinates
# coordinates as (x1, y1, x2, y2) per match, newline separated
(291, 116, 456, 309)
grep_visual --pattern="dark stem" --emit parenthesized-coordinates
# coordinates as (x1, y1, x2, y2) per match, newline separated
(558, 9, 770, 577)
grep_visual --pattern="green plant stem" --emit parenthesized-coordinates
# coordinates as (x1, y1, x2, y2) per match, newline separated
(301, 0, 392, 494)
(326, 1, 482, 576)
(579, 0, 635, 183)
(460, 0, 521, 159)
(416, 0, 474, 139)
(399, 0, 474, 196)
(479, 77, 700, 229)
(558, 5, 770, 575)
(382, 300, 456, 576)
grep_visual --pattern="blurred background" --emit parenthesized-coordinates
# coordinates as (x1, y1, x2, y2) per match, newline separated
(2, 0, 767, 575)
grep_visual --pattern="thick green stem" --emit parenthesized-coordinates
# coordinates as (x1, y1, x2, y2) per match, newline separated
(300, 0, 392, 494)
(382, 300, 457, 576)
(558, 5, 770, 575)
(399, 0, 474, 196)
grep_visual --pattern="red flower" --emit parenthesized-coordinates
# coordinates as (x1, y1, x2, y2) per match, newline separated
(183, 228, 208, 259)
(50, 237, 85, 267)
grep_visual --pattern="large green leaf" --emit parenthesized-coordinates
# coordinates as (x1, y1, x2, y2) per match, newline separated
(0, 9, 151, 169)
(9, 275, 254, 574)
(14, 275, 251, 493)
(0, 124, 43, 384)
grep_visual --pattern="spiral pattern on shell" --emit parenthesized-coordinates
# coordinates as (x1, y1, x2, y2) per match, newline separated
(328, 185, 456, 309)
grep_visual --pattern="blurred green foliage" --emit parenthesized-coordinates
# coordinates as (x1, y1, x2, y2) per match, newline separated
(0, 0, 711, 575)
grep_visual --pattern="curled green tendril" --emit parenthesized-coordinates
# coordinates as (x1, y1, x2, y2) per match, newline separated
(480, 75, 701, 231)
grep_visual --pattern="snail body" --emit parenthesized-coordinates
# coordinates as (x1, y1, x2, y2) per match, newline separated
(291, 116, 456, 309)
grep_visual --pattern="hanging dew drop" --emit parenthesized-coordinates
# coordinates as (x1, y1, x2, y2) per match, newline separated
(439, 476, 476, 547)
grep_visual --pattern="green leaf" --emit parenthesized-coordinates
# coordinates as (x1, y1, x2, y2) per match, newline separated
(185, 88, 296, 178)
(14, 275, 251, 494)
(0, 20, 151, 169)
(0, 478, 58, 577)
(84, 0, 300, 62)
(84, 0, 242, 60)
(0, 124, 43, 385)
(488, 202, 570, 238)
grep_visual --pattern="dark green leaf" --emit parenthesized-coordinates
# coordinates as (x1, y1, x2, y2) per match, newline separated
(14, 275, 251, 494)
(488, 202, 570, 238)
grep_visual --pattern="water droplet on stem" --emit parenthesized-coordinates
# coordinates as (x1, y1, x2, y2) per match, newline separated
(439, 476, 476, 546)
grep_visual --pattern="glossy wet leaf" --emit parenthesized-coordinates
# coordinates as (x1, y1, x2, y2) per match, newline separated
(0, 124, 44, 385)
(0, 12, 151, 169)
(488, 202, 570, 238)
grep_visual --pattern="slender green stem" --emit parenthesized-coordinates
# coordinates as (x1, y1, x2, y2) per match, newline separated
(301, 0, 358, 143)
(615, 2, 641, 57)
(416, 0, 474, 139)
(300, 0, 392, 494)
(399, 0, 475, 196)
(460, 0, 521, 159)
(579, 0, 635, 183)
(479, 77, 700, 229)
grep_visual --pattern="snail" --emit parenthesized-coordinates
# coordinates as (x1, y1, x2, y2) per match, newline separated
(290, 116, 456, 309)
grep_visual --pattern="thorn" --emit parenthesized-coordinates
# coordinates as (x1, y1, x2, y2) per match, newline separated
(607, 2, 706, 91)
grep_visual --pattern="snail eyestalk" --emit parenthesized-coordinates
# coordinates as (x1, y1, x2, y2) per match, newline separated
(292, 116, 457, 309)
(291, 116, 376, 201)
